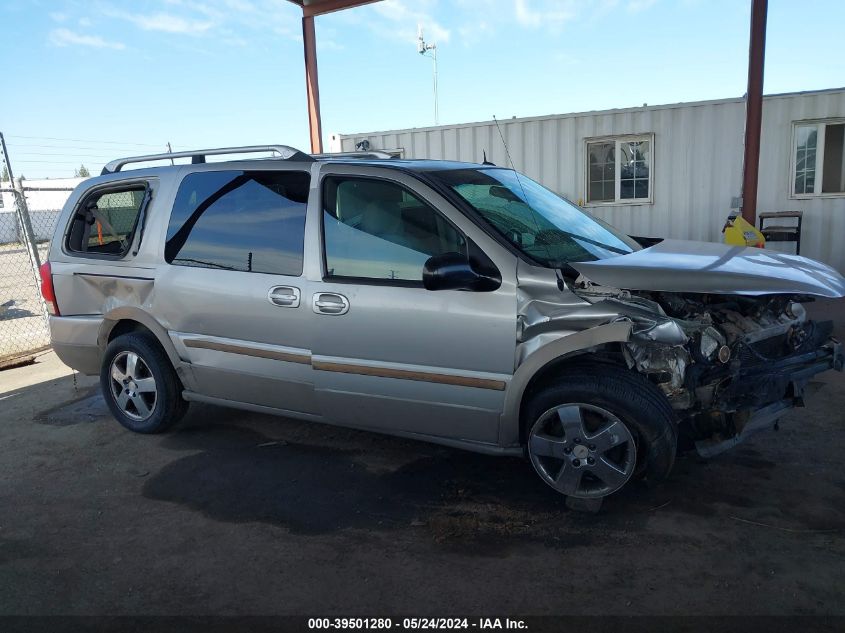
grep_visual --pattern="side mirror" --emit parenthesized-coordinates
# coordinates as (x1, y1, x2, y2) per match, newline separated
(422, 252, 501, 292)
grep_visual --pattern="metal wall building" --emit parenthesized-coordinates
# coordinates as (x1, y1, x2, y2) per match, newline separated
(0, 177, 83, 243)
(333, 87, 845, 272)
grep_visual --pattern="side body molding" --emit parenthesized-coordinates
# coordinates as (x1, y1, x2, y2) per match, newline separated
(497, 321, 633, 447)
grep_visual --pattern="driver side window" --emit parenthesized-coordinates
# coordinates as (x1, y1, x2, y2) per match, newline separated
(322, 176, 466, 282)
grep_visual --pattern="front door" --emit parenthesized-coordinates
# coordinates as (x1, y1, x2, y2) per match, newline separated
(154, 167, 318, 416)
(309, 170, 517, 445)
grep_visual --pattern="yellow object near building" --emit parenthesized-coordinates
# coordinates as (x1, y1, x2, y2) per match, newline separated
(722, 213, 766, 248)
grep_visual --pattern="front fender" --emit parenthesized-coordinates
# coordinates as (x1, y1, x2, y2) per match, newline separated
(497, 321, 632, 447)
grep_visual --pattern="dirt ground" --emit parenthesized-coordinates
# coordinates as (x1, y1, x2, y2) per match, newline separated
(0, 300, 843, 619)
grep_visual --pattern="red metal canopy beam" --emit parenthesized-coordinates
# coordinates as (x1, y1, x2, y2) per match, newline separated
(741, 0, 768, 225)
(302, 14, 323, 153)
(301, 0, 380, 18)
(287, 0, 382, 153)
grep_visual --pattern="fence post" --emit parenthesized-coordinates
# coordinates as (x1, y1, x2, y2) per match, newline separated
(1, 134, 37, 264)
(14, 179, 50, 331)
(13, 178, 42, 270)
(1, 131, 42, 271)
(1, 131, 49, 329)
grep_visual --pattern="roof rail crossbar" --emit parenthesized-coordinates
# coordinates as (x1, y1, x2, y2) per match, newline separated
(312, 151, 394, 160)
(101, 144, 313, 175)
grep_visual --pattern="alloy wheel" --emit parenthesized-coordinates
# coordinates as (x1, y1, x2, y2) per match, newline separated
(108, 351, 158, 422)
(528, 403, 636, 498)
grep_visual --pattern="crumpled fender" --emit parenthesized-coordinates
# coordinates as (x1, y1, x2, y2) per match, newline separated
(498, 321, 633, 447)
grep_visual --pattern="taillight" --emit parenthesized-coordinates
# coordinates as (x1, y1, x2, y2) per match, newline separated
(39, 262, 60, 316)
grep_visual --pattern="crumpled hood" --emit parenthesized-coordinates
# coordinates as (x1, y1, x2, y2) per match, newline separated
(571, 239, 845, 298)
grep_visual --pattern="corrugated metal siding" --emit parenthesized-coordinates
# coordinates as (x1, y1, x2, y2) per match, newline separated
(757, 91, 845, 270)
(339, 90, 845, 273)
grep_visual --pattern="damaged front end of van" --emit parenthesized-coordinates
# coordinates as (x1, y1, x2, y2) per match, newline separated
(517, 239, 845, 458)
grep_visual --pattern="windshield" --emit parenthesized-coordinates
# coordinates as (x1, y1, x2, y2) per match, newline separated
(431, 168, 640, 268)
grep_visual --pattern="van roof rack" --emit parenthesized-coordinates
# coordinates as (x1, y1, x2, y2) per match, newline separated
(312, 151, 394, 160)
(101, 144, 313, 175)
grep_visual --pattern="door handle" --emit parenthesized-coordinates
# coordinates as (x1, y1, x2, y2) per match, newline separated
(267, 285, 301, 308)
(312, 292, 349, 315)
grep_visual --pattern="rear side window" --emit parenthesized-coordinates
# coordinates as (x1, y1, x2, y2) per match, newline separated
(66, 185, 148, 257)
(165, 170, 310, 276)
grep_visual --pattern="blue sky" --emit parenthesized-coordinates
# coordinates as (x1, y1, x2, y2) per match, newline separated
(1, 0, 842, 178)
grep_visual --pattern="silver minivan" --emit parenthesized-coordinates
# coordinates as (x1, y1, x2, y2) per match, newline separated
(43, 145, 845, 506)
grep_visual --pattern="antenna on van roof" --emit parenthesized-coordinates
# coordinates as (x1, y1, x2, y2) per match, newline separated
(492, 115, 552, 266)
(493, 115, 529, 202)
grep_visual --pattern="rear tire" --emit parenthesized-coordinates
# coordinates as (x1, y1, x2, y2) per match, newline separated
(524, 364, 677, 500)
(100, 333, 188, 434)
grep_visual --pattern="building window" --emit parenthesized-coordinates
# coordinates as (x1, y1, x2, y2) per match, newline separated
(586, 135, 653, 204)
(792, 120, 845, 197)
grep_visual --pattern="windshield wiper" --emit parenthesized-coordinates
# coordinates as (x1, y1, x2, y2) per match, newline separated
(556, 263, 580, 281)
(537, 229, 630, 256)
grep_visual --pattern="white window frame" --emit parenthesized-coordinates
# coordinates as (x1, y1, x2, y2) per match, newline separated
(790, 118, 845, 199)
(584, 133, 654, 207)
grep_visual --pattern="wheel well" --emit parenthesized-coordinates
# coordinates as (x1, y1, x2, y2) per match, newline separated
(107, 319, 154, 343)
(517, 343, 627, 443)
(102, 317, 189, 390)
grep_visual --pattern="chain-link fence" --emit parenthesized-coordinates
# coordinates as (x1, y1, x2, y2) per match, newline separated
(0, 184, 62, 364)
(0, 131, 78, 365)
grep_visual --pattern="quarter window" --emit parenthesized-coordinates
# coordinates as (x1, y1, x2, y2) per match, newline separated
(322, 177, 466, 282)
(793, 121, 845, 196)
(165, 170, 309, 276)
(586, 135, 653, 204)
(66, 185, 148, 257)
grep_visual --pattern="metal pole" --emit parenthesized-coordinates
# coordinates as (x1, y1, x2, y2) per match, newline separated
(0, 132, 15, 188)
(741, 0, 767, 226)
(0, 132, 48, 325)
(432, 45, 439, 126)
(13, 176, 42, 270)
(1, 133, 40, 267)
(302, 14, 324, 154)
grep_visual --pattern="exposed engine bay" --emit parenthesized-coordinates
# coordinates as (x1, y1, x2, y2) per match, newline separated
(570, 277, 844, 455)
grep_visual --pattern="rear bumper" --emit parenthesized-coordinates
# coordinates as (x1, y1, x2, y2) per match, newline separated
(49, 315, 103, 375)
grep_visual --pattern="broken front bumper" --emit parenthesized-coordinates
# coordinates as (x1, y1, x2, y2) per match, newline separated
(695, 336, 843, 457)
(718, 335, 843, 409)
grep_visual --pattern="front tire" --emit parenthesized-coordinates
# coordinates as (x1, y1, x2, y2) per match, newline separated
(100, 333, 188, 434)
(524, 364, 677, 500)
